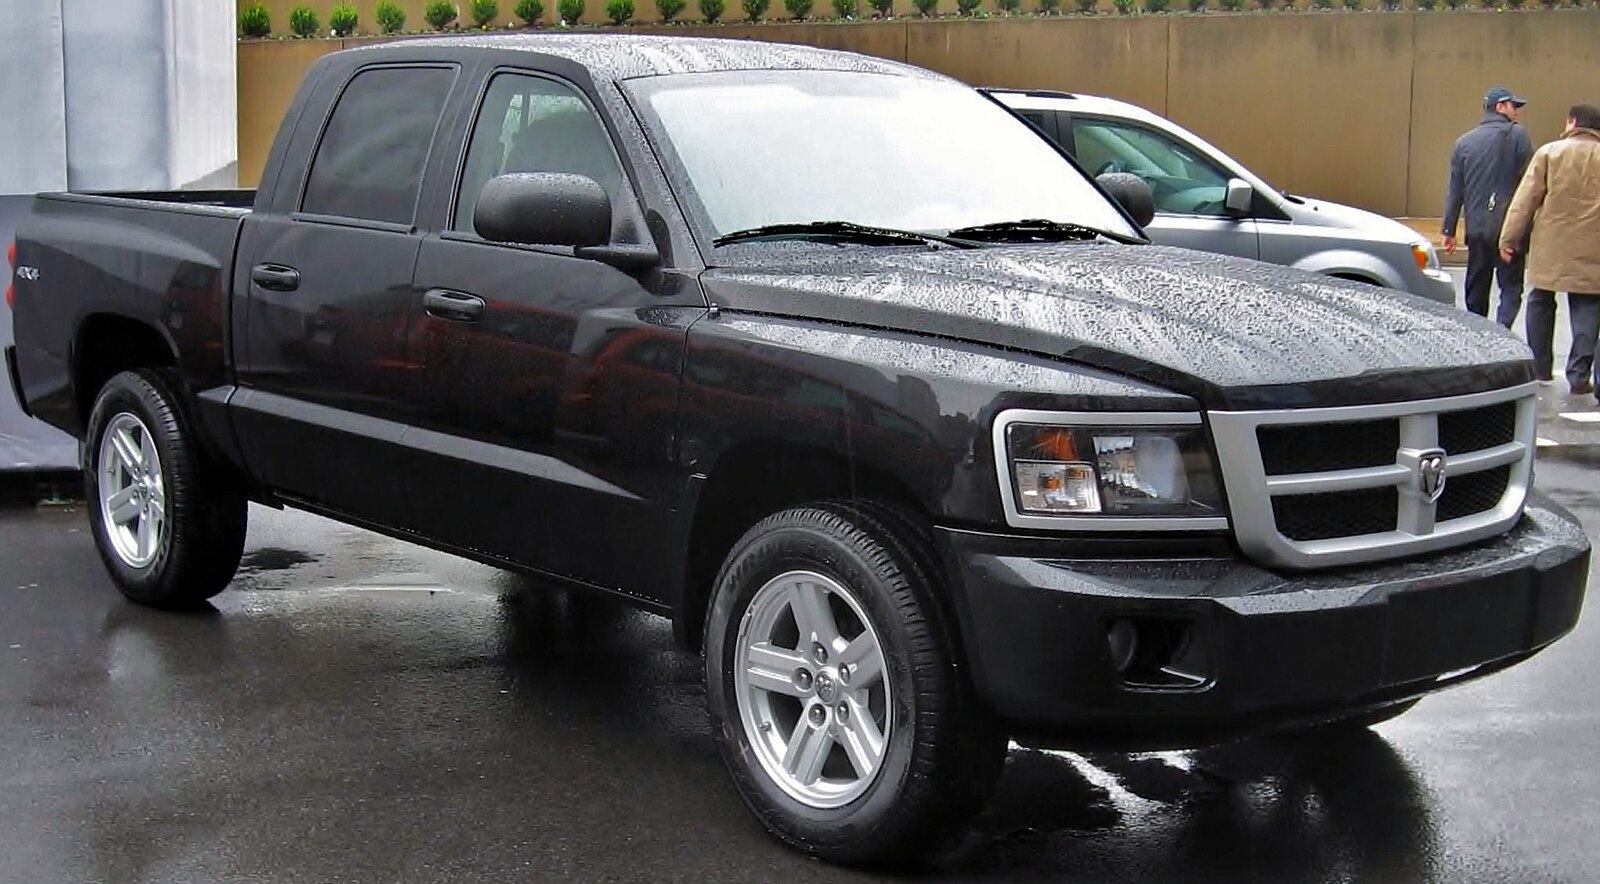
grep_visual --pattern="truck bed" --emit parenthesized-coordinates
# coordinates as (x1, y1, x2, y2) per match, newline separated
(9, 191, 251, 435)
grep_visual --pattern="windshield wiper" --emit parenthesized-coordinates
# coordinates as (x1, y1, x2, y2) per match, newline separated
(713, 221, 974, 249)
(946, 219, 1126, 243)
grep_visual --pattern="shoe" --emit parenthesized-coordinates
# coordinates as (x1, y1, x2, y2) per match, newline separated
(1572, 380, 1596, 396)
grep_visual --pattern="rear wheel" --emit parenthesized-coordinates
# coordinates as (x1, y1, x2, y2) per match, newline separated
(84, 370, 247, 608)
(704, 502, 1003, 865)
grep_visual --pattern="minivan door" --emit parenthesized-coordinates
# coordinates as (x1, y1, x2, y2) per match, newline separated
(1066, 116, 1260, 260)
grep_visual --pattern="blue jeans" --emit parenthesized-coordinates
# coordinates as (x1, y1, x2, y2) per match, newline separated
(1525, 289, 1599, 390)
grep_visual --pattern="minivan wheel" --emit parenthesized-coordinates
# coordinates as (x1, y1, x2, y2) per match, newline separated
(84, 370, 247, 608)
(704, 502, 1003, 865)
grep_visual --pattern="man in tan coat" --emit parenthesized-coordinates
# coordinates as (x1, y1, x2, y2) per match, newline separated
(1501, 104, 1600, 402)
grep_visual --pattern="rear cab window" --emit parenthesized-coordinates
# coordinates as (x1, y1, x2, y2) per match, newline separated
(301, 66, 456, 226)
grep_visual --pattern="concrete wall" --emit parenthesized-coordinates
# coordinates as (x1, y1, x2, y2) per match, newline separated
(236, 11, 1600, 217)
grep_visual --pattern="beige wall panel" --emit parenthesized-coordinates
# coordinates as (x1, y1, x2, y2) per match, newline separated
(905, 18, 1170, 112)
(236, 12, 1600, 212)
(1167, 13, 1414, 217)
(237, 38, 343, 187)
(1409, 10, 1600, 220)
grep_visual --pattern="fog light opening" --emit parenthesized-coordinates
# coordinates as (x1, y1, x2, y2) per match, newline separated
(1107, 616, 1211, 691)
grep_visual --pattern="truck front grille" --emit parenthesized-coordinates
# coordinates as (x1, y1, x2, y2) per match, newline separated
(1272, 487, 1399, 542)
(1209, 385, 1536, 569)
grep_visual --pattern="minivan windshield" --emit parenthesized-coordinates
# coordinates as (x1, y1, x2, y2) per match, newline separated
(625, 70, 1142, 245)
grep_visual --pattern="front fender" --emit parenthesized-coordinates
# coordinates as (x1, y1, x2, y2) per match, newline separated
(1290, 248, 1407, 290)
(680, 312, 1193, 526)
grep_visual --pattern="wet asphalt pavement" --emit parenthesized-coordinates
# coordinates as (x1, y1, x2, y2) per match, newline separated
(0, 438, 1595, 883)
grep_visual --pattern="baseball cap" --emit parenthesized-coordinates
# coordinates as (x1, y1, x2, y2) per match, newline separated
(1484, 87, 1528, 109)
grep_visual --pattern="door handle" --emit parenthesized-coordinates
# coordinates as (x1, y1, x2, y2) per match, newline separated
(251, 263, 301, 292)
(422, 288, 485, 322)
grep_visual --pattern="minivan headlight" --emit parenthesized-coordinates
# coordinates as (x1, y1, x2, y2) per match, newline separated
(1001, 420, 1224, 518)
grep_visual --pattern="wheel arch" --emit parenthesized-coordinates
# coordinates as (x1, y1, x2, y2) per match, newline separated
(673, 438, 928, 651)
(71, 313, 180, 434)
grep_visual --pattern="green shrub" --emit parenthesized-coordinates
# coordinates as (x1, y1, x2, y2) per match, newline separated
(558, 0, 586, 19)
(957, 0, 982, 13)
(913, 0, 940, 12)
(1039, 0, 1063, 11)
(1342, 0, 1361, 8)
(1311, 0, 1332, 8)
(606, 0, 635, 20)
(425, 0, 460, 27)
(1218, 0, 1243, 9)
(239, 4, 271, 37)
(288, 5, 319, 36)
(834, 0, 862, 15)
(1253, 0, 1272, 9)
(1504, 0, 1525, 7)
(699, 0, 726, 18)
(1112, 0, 1134, 11)
(742, 0, 770, 19)
(377, 1, 407, 31)
(471, 0, 500, 25)
(995, 0, 1020, 10)
(1144, 0, 1169, 10)
(329, 4, 358, 35)
(656, 0, 686, 18)
(784, 0, 813, 17)
(1416, 0, 1437, 7)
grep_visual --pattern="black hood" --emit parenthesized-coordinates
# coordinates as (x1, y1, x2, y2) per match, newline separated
(701, 243, 1531, 410)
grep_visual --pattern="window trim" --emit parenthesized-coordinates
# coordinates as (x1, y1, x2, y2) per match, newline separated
(447, 66, 635, 241)
(297, 62, 460, 228)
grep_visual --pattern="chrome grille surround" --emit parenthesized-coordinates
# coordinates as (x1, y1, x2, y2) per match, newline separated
(1208, 384, 1536, 570)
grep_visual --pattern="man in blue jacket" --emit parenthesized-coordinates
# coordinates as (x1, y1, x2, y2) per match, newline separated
(1443, 87, 1534, 329)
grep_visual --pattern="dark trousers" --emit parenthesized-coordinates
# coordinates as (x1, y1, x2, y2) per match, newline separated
(1465, 233, 1525, 328)
(1526, 289, 1600, 388)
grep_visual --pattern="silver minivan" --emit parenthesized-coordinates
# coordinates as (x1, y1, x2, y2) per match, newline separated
(987, 89, 1457, 304)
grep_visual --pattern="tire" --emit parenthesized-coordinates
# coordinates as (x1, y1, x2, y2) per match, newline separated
(83, 369, 247, 608)
(703, 501, 1004, 865)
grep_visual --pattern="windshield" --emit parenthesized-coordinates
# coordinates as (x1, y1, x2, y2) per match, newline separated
(625, 70, 1140, 243)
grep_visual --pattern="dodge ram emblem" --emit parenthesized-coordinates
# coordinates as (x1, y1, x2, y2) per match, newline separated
(1416, 450, 1447, 503)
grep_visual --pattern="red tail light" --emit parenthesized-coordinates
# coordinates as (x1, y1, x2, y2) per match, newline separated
(4, 240, 14, 310)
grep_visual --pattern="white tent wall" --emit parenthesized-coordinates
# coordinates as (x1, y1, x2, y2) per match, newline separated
(62, 0, 239, 191)
(0, 4, 69, 195)
(3, 0, 237, 473)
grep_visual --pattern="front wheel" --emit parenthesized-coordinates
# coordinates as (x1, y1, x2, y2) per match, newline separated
(84, 370, 247, 608)
(704, 502, 1003, 865)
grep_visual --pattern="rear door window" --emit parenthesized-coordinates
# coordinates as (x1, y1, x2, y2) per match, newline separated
(301, 66, 455, 225)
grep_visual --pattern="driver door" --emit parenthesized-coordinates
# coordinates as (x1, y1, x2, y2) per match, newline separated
(1067, 116, 1259, 260)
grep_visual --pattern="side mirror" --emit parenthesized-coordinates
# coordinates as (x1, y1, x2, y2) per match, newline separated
(1224, 178, 1254, 217)
(474, 172, 611, 248)
(1096, 172, 1156, 229)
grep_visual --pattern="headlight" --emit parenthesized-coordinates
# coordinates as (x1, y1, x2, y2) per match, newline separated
(1000, 417, 1225, 521)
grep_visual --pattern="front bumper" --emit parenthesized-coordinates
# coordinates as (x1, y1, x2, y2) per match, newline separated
(938, 494, 1589, 750)
(1417, 268, 1458, 305)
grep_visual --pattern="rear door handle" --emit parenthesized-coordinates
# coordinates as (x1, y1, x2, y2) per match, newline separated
(251, 263, 301, 292)
(422, 288, 485, 322)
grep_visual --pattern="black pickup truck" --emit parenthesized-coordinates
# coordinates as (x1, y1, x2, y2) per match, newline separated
(5, 35, 1590, 864)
